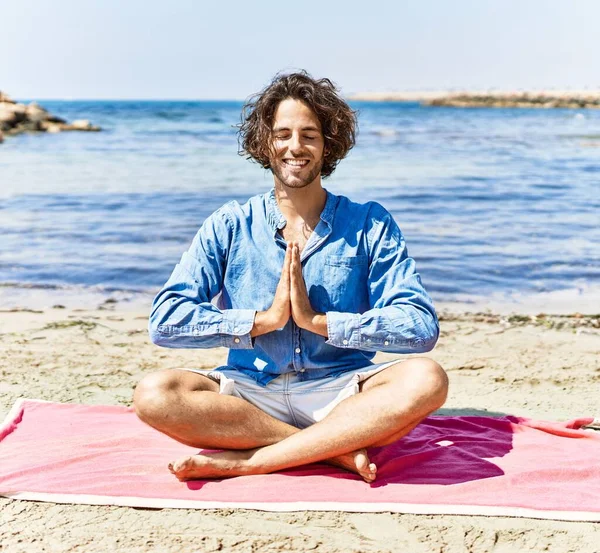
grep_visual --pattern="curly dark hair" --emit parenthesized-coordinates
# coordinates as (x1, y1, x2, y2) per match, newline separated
(237, 70, 357, 178)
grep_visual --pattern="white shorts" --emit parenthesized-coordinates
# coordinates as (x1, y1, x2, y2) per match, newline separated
(181, 359, 401, 429)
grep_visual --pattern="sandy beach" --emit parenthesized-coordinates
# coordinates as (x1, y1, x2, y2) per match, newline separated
(1, 303, 599, 552)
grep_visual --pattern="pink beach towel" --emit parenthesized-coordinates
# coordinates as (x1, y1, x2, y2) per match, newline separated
(1, 398, 599, 521)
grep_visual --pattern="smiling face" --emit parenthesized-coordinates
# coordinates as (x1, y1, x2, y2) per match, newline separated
(269, 98, 325, 190)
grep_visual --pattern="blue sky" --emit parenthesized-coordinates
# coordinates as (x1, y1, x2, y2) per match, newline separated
(3, 0, 599, 100)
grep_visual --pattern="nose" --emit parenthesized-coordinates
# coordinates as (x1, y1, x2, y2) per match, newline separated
(288, 132, 303, 153)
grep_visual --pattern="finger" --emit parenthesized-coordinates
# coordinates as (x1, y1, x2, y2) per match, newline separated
(289, 242, 295, 266)
(291, 245, 301, 279)
(292, 248, 306, 292)
(280, 242, 292, 275)
(282, 243, 292, 275)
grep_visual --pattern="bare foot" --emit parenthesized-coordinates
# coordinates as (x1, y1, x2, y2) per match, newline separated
(326, 448, 377, 483)
(168, 449, 255, 481)
(169, 447, 377, 483)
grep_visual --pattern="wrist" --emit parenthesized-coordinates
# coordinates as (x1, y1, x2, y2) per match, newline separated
(311, 312, 327, 332)
(294, 309, 312, 331)
(251, 310, 277, 337)
(299, 311, 328, 337)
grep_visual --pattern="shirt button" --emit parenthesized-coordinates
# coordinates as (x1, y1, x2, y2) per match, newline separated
(295, 347, 301, 354)
(234, 338, 240, 344)
(342, 339, 348, 345)
(384, 340, 389, 346)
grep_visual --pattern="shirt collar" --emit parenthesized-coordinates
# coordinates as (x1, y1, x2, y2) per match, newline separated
(266, 187, 338, 233)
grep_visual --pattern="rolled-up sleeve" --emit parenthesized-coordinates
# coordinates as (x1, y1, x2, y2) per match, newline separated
(149, 206, 255, 349)
(325, 205, 439, 353)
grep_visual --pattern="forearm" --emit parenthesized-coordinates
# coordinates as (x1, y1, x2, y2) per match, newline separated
(296, 312, 329, 338)
(149, 294, 255, 349)
(325, 305, 439, 353)
(251, 311, 278, 338)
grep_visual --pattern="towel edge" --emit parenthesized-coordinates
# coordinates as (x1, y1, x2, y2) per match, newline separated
(2, 491, 600, 522)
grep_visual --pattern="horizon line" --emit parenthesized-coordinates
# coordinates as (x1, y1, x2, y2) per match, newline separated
(7, 87, 600, 103)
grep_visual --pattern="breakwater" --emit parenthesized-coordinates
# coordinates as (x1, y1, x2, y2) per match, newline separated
(350, 90, 600, 109)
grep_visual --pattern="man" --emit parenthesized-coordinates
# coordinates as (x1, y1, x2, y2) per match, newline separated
(134, 71, 448, 483)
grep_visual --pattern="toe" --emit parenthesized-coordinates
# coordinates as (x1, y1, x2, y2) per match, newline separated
(354, 451, 369, 469)
(362, 461, 377, 483)
(171, 456, 192, 475)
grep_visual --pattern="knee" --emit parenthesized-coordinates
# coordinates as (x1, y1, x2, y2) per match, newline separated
(133, 370, 180, 424)
(421, 358, 449, 407)
(404, 357, 448, 408)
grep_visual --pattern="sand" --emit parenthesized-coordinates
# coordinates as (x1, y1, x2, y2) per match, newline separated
(1, 304, 599, 552)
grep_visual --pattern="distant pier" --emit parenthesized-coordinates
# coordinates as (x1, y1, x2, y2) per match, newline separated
(349, 90, 600, 108)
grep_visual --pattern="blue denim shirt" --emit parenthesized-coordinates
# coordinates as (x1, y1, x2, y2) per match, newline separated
(149, 188, 439, 386)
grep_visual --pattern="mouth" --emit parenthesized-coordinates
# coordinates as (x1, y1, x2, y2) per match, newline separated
(282, 159, 310, 168)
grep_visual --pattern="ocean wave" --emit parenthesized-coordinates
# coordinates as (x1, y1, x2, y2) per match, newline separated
(0, 281, 154, 294)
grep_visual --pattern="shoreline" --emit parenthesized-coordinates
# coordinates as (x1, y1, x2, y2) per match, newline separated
(1, 283, 599, 317)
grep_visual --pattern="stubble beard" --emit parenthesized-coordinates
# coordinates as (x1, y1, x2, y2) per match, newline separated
(271, 157, 324, 190)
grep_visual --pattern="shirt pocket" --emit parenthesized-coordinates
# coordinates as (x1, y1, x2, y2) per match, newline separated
(326, 255, 368, 268)
(322, 254, 369, 311)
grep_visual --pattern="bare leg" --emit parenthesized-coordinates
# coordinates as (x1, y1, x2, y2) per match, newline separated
(133, 369, 296, 450)
(168, 358, 448, 482)
(133, 369, 374, 479)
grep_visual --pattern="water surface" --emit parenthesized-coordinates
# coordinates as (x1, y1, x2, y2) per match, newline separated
(1, 101, 598, 311)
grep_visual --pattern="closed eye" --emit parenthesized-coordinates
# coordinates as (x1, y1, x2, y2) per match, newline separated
(275, 135, 318, 140)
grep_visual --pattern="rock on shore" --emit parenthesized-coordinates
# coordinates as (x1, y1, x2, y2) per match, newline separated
(0, 91, 101, 143)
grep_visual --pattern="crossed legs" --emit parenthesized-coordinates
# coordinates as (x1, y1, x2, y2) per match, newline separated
(133, 358, 448, 482)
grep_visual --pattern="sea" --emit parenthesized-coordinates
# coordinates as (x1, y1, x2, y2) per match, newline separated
(1, 100, 599, 313)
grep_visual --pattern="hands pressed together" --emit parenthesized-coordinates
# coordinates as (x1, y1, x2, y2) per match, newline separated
(251, 242, 328, 338)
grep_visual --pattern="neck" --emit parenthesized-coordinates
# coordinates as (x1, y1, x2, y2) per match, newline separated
(274, 180, 327, 224)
